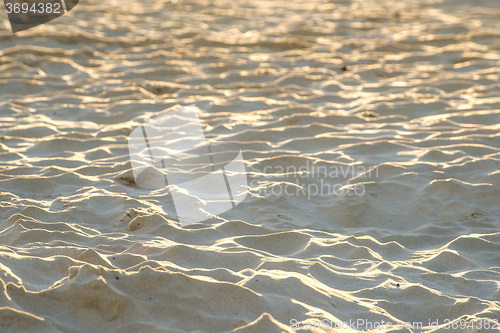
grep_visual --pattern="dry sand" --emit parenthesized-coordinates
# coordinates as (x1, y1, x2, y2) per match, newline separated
(0, 0, 499, 332)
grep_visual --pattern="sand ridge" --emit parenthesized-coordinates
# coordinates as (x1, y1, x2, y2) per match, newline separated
(0, 0, 500, 331)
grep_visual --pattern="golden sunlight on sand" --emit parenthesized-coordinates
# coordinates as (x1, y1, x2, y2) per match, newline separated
(0, 0, 499, 332)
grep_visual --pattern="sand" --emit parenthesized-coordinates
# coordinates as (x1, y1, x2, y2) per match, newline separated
(0, 0, 499, 331)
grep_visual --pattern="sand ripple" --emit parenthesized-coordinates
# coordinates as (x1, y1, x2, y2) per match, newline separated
(0, 0, 499, 331)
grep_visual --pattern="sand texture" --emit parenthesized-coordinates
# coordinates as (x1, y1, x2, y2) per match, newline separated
(0, 0, 499, 332)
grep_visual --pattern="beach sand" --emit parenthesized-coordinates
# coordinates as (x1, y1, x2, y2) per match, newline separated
(0, 0, 499, 331)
